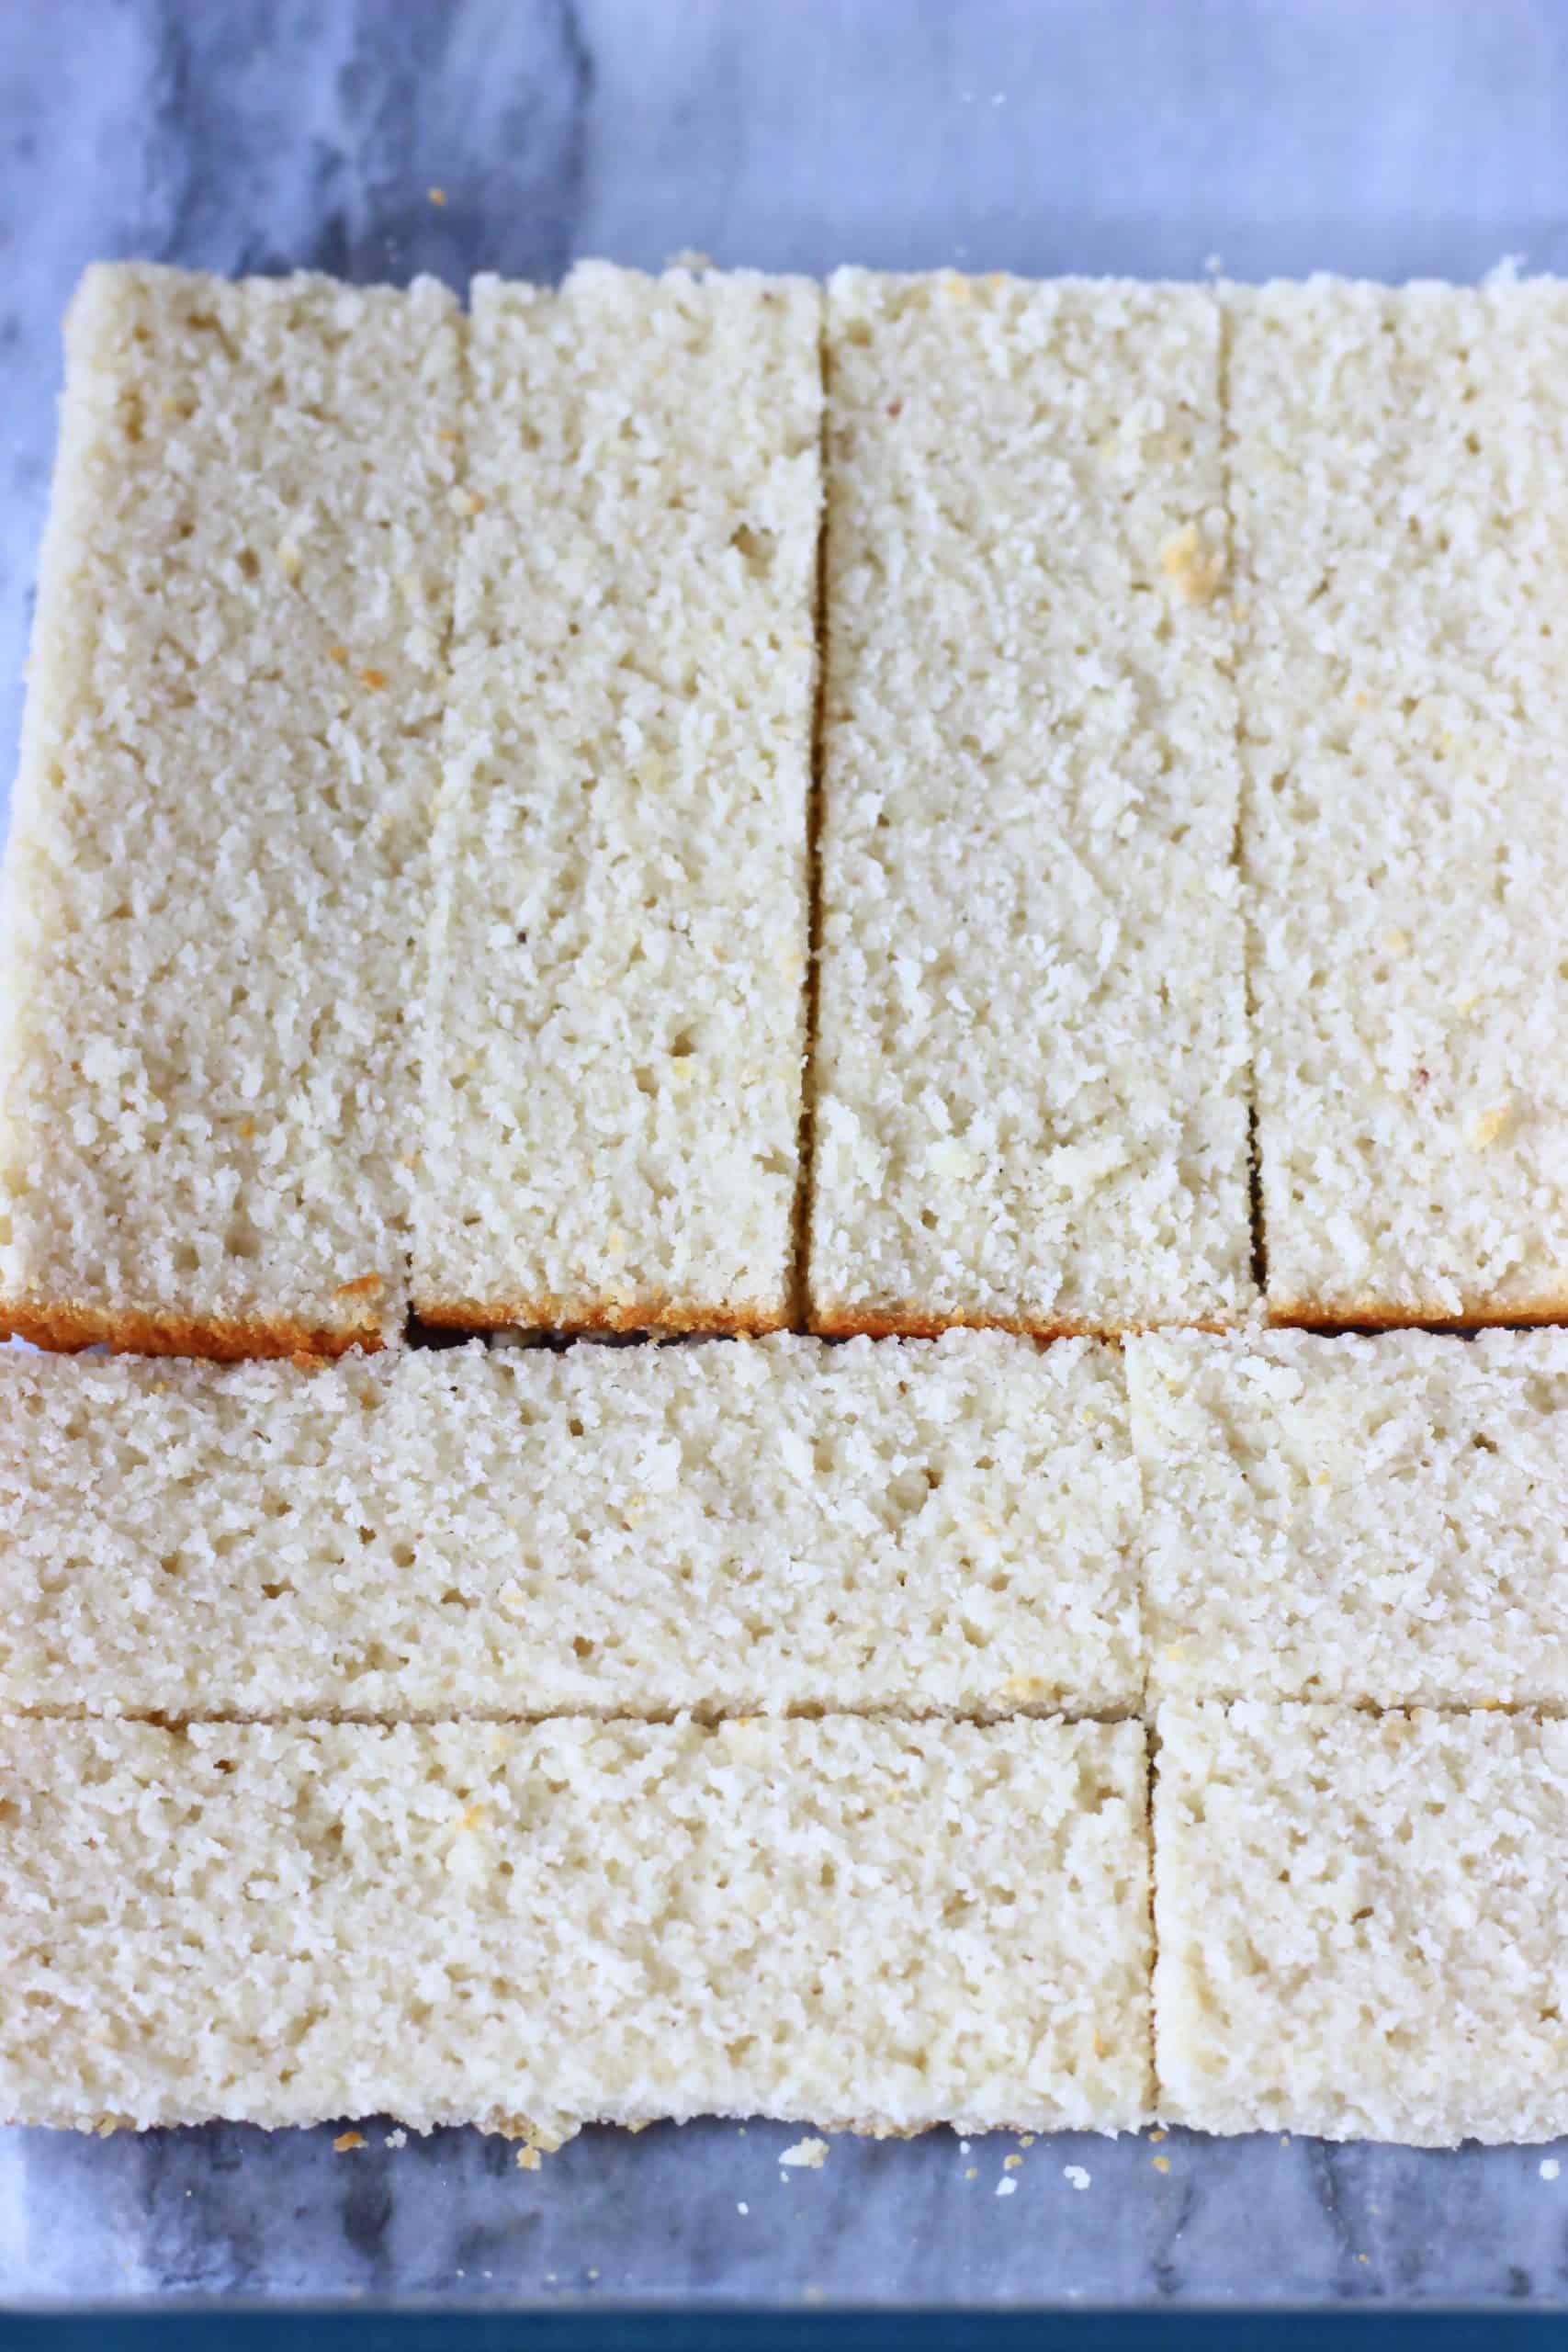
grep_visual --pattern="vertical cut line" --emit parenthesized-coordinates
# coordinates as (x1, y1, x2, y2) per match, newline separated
(788, 302, 832, 1335)
(1145, 1713, 1165, 2128)
(1121, 1332, 1154, 1727)
(1125, 1340, 1163, 2122)
(403, 284, 476, 1354)
(1216, 284, 1268, 1306)
(1247, 1109, 1267, 1301)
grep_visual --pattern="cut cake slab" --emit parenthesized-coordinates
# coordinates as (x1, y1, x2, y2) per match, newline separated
(0, 263, 460, 1356)
(1155, 1701, 1568, 2144)
(1128, 1328, 1568, 1708)
(0, 1715, 1152, 2141)
(0, 1332, 1142, 1720)
(1233, 276, 1568, 1324)
(809, 270, 1253, 1339)
(416, 264, 820, 1335)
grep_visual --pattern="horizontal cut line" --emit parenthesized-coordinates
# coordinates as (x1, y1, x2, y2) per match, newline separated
(0, 1702, 1144, 1732)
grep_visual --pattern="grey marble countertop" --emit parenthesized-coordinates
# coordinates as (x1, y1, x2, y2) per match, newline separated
(6, 0, 1568, 2311)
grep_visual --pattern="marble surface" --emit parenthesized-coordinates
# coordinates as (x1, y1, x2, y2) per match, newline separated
(8, 2112, 1568, 2309)
(6, 0, 1568, 2311)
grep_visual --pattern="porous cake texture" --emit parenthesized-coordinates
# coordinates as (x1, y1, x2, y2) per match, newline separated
(1129, 1329, 1568, 1708)
(1232, 276, 1568, 1323)
(808, 269, 1253, 1339)
(0, 263, 460, 1356)
(0, 1331, 1141, 1719)
(416, 263, 820, 1336)
(1155, 1702, 1568, 2144)
(0, 1715, 1151, 2140)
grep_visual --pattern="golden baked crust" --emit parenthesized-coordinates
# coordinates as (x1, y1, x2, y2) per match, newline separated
(810, 1306, 1241, 1342)
(415, 1294, 790, 1339)
(0, 1300, 382, 1362)
(1267, 1295, 1568, 1334)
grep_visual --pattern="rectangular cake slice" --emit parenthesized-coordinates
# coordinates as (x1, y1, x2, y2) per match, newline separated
(1232, 277, 1568, 1322)
(808, 270, 1253, 1338)
(415, 264, 820, 1334)
(1155, 1702, 1568, 2144)
(0, 263, 461, 1355)
(0, 1331, 1141, 1719)
(1128, 1328, 1568, 1708)
(0, 1715, 1151, 2139)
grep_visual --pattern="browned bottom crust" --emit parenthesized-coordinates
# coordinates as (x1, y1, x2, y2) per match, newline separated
(415, 1293, 791, 1340)
(808, 1306, 1245, 1342)
(1268, 1294, 1568, 1334)
(0, 1301, 384, 1363)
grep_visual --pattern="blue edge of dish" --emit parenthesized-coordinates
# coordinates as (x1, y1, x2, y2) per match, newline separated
(0, 2307, 1560, 2346)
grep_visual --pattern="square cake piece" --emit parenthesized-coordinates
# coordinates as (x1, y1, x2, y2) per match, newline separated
(0, 1331, 1142, 1720)
(1155, 1702, 1568, 2144)
(416, 264, 820, 1334)
(1129, 1328, 1568, 1708)
(808, 270, 1253, 1338)
(0, 264, 461, 1355)
(0, 1715, 1152, 2140)
(1233, 276, 1568, 1323)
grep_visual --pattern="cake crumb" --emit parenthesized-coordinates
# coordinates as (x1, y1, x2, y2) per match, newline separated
(428, 187, 447, 207)
(1152, 2154, 1171, 2174)
(1064, 2165, 1091, 2190)
(1003, 2153, 1021, 2170)
(1468, 1103, 1511, 1150)
(780, 2136, 829, 2169)
(737, 2200, 749, 2214)
(515, 2145, 541, 2172)
(1159, 522, 1226, 605)
(384, 2129, 407, 2150)
(996, 2177, 1017, 2198)
(1542, 2158, 1561, 2181)
(333, 1272, 384, 1301)
(333, 2131, 366, 2153)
